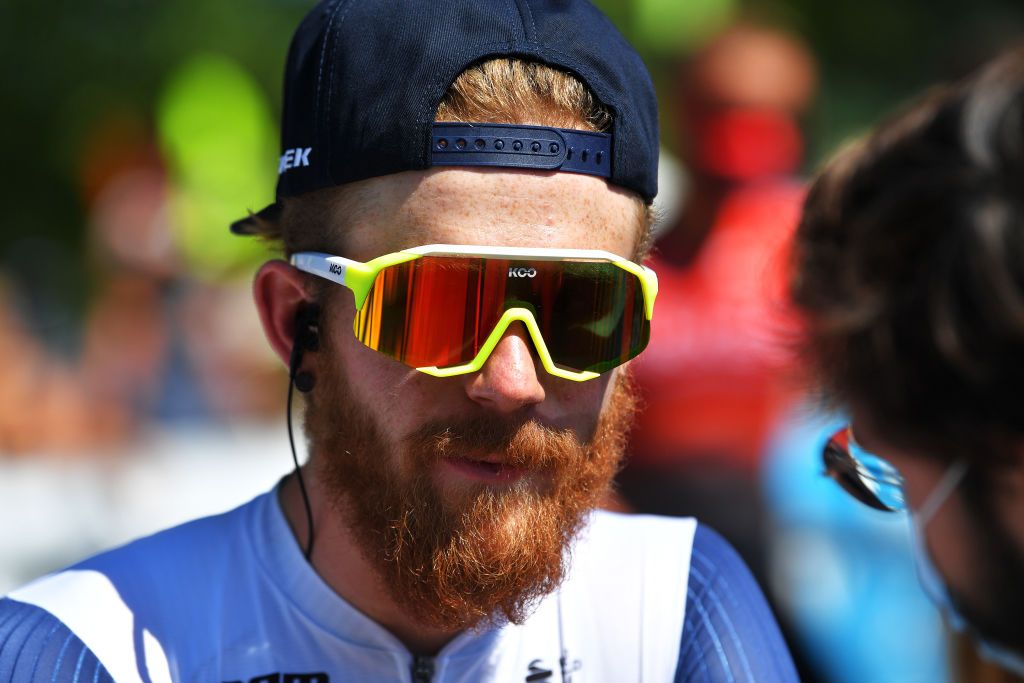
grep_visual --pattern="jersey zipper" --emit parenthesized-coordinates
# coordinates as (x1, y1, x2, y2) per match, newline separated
(411, 655, 435, 683)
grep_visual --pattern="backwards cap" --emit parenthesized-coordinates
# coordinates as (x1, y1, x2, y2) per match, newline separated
(231, 0, 659, 235)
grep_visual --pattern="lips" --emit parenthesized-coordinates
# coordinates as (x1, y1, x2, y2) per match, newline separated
(464, 458, 502, 473)
(461, 453, 506, 466)
(443, 455, 528, 483)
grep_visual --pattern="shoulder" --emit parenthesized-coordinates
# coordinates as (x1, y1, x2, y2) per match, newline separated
(559, 511, 698, 681)
(579, 508, 698, 558)
(0, 598, 113, 683)
(3, 491, 274, 683)
(568, 515, 798, 682)
(570, 510, 697, 611)
(677, 524, 798, 683)
(13, 492, 259, 622)
(76, 492, 257, 577)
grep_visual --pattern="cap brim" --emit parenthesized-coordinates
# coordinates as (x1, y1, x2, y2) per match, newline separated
(230, 202, 282, 236)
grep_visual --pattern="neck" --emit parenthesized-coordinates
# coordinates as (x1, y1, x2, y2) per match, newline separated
(278, 469, 462, 656)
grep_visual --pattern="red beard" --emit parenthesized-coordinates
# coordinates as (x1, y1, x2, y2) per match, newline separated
(306, 353, 636, 630)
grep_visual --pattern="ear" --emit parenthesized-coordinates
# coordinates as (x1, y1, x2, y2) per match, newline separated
(253, 260, 314, 369)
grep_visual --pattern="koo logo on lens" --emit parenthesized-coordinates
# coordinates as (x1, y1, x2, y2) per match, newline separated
(508, 267, 537, 278)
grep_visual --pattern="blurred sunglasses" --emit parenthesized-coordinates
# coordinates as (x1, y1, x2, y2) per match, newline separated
(824, 426, 972, 521)
(291, 244, 658, 381)
(822, 426, 907, 512)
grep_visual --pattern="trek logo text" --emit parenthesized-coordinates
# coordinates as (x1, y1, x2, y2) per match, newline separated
(279, 147, 313, 174)
(508, 267, 537, 278)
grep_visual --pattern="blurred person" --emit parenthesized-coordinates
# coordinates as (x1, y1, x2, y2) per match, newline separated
(791, 46, 1024, 677)
(663, 22, 815, 262)
(177, 279, 287, 420)
(79, 113, 283, 425)
(0, 2, 798, 682)
(0, 277, 129, 455)
(762, 410, 950, 683)
(619, 22, 816, 578)
(77, 119, 210, 424)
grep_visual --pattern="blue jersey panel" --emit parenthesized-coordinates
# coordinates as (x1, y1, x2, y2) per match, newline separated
(676, 525, 798, 683)
(0, 598, 113, 683)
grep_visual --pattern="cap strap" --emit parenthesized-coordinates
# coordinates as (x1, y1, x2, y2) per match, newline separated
(430, 123, 611, 178)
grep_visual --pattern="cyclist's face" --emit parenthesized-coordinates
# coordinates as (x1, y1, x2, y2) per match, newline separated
(320, 167, 643, 488)
(302, 167, 643, 627)
(852, 411, 1024, 654)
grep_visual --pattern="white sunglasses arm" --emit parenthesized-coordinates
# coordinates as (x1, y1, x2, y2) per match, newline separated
(290, 252, 361, 289)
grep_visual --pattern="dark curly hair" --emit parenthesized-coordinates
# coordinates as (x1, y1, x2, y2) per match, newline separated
(791, 46, 1024, 461)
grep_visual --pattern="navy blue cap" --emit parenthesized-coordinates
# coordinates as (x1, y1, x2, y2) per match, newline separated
(231, 0, 659, 235)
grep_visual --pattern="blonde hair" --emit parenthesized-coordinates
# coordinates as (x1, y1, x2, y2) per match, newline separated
(254, 58, 652, 258)
(436, 59, 613, 132)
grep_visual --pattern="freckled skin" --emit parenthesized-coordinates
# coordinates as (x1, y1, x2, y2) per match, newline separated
(272, 166, 638, 651)
(328, 168, 641, 449)
(258, 166, 645, 652)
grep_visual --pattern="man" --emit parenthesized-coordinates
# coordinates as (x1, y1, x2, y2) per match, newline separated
(0, 2, 797, 681)
(791, 47, 1024, 675)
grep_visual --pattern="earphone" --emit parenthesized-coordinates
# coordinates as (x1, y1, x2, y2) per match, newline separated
(287, 302, 320, 561)
(290, 303, 320, 393)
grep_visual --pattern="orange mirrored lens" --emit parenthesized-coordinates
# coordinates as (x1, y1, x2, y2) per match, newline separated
(353, 255, 649, 372)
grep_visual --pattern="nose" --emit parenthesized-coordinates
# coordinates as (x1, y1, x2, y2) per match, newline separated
(464, 322, 546, 412)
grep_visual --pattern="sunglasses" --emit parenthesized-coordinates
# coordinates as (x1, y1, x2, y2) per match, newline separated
(291, 244, 658, 381)
(824, 425, 971, 521)
(822, 426, 907, 512)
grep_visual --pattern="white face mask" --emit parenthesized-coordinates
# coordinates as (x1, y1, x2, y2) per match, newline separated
(909, 460, 1024, 676)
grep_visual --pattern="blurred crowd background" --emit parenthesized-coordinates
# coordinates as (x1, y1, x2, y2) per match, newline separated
(2, 0, 1023, 681)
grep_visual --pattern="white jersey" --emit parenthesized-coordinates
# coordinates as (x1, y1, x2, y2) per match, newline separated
(5, 487, 695, 683)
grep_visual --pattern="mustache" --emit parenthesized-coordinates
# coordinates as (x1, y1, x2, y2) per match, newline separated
(404, 415, 586, 471)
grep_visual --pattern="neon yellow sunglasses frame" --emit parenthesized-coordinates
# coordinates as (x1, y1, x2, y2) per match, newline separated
(291, 244, 658, 382)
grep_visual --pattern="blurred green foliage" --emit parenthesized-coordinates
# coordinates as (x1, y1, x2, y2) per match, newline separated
(633, 0, 739, 53)
(592, 0, 1024, 164)
(0, 0, 1022, 306)
(158, 54, 277, 279)
(0, 0, 306, 282)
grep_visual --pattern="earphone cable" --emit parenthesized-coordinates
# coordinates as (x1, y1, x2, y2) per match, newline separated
(287, 374, 316, 562)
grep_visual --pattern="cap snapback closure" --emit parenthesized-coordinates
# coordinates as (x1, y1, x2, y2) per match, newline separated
(430, 123, 611, 178)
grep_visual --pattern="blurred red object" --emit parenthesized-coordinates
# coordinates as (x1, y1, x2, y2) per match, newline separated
(689, 108, 803, 180)
(631, 179, 805, 469)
